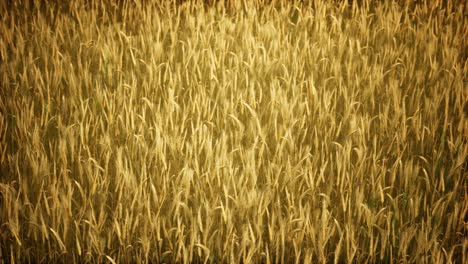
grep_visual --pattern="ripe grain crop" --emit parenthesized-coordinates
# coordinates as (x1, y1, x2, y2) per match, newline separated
(0, 0, 466, 263)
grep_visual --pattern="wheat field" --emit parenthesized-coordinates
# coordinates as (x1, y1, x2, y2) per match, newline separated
(0, 0, 467, 263)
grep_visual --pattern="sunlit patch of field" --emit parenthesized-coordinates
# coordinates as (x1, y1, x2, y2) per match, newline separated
(0, 0, 466, 263)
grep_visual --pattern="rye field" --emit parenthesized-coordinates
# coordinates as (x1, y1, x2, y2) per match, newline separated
(0, 0, 467, 263)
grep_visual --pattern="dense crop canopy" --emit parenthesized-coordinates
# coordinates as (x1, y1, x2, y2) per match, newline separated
(0, 0, 466, 263)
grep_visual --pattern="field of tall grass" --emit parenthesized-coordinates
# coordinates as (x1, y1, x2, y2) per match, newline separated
(0, 0, 466, 263)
